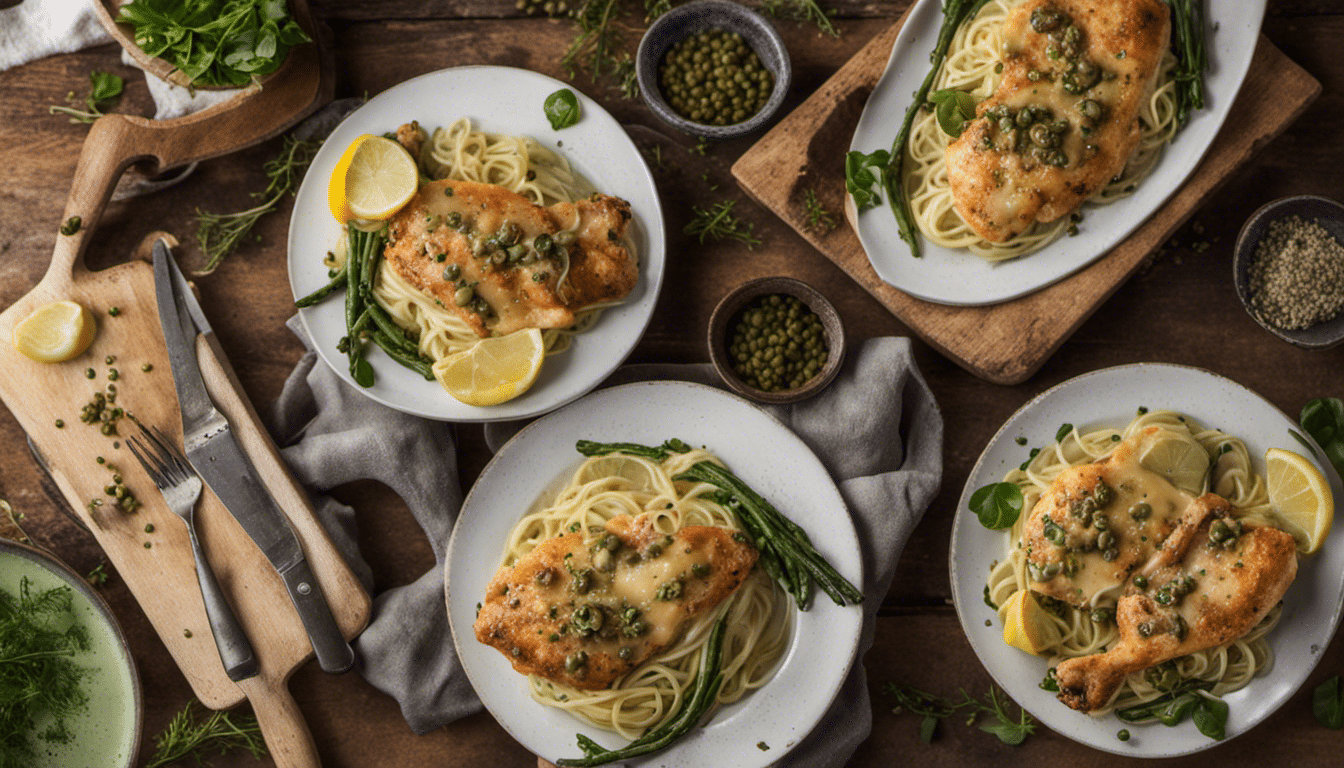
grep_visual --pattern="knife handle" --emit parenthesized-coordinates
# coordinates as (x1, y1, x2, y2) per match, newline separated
(186, 523, 259, 682)
(278, 559, 355, 674)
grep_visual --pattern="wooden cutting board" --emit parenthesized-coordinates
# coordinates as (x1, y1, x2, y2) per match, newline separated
(0, 233, 370, 768)
(732, 16, 1321, 385)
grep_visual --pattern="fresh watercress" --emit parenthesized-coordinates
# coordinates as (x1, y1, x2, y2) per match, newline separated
(117, 0, 311, 87)
(544, 88, 582, 130)
(968, 482, 1023, 529)
(844, 148, 890, 212)
(1314, 676, 1343, 729)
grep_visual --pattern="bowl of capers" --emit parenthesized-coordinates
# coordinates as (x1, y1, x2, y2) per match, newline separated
(636, 0, 792, 139)
(708, 276, 845, 405)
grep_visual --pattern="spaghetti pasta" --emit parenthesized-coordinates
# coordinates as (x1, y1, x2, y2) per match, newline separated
(498, 448, 791, 739)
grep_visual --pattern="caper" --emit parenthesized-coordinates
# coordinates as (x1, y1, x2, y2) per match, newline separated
(1078, 99, 1103, 121)
(1209, 519, 1231, 542)
(1132, 574, 1148, 589)
(602, 533, 622, 551)
(592, 548, 615, 572)
(644, 542, 663, 559)
(1097, 531, 1114, 550)
(564, 650, 588, 672)
(1015, 109, 1035, 128)
(1030, 123, 1055, 148)
(1030, 7, 1065, 32)
(442, 263, 461, 281)
(1129, 501, 1152, 520)
(454, 285, 474, 306)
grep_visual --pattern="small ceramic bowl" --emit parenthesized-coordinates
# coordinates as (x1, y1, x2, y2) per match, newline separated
(708, 276, 846, 405)
(1232, 194, 1344, 350)
(635, 0, 792, 139)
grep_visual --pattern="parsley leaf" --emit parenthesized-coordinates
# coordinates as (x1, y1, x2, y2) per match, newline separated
(844, 149, 890, 211)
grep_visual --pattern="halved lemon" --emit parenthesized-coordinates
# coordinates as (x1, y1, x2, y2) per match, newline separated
(1001, 589, 1061, 656)
(1139, 432, 1209, 495)
(434, 329, 545, 407)
(1266, 447, 1334, 554)
(328, 135, 418, 222)
(12, 299, 96, 363)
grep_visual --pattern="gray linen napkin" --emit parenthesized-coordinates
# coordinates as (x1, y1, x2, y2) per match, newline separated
(269, 325, 944, 764)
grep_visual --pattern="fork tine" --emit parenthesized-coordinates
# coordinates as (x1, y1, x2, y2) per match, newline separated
(135, 421, 189, 485)
(126, 435, 167, 488)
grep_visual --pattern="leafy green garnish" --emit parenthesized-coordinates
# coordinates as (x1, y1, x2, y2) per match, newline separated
(544, 88, 582, 130)
(759, 0, 841, 39)
(844, 149, 890, 212)
(683, 200, 761, 248)
(1314, 676, 1343, 730)
(928, 88, 977, 137)
(143, 700, 266, 768)
(1116, 682, 1227, 739)
(117, 0, 311, 87)
(1300, 398, 1344, 478)
(802, 188, 837, 234)
(194, 134, 321, 273)
(968, 482, 1023, 529)
(1190, 695, 1228, 740)
(1055, 423, 1074, 442)
(0, 578, 92, 766)
(1168, 0, 1207, 127)
(576, 439, 691, 461)
(884, 683, 1035, 745)
(49, 71, 124, 124)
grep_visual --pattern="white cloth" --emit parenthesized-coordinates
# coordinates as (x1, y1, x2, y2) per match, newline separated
(0, 0, 110, 71)
(269, 321, 945, 767)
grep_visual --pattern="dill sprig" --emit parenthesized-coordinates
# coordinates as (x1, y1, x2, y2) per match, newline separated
(760, 0, 841, 38)
(48, 71, 124, 124)
(684, 200, 762, 248)
(802, 188, 837, 234)
(143, 700, 267, 768)
(194, 134, 321, 274)
(0, 578, 92, 768)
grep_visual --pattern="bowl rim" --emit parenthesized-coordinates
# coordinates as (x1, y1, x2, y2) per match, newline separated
(707, 275, 846, 404)
(1232, 193, 1344, 350)
(0, 537, 143, 768)
(634, 0, 793, 139)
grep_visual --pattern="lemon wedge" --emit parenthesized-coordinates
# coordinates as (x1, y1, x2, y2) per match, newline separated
(329, 135, 418, 222)
(1139, 432, 1209, 495)
(12, 300, 96, 363)
(1001, 589, 1061, 656)
(1266, 447, 1334, 554)
(434, 329, 545, 407)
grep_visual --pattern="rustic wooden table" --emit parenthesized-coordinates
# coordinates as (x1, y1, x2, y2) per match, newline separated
(1, 1, 1341, 766)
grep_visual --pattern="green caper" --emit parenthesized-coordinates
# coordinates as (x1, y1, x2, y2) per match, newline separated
(658, 28, 773, 125)
(1132, 574, 1148, 589)
(453, 285, 475, 306)
(442, 263, 461, 281)
(1078, 99, 1103, 121)
(565, 650, 588, 672)
(1129, 501, 1152, 520)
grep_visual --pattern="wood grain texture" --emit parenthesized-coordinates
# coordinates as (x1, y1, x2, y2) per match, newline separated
(732, 19, 1321, 384)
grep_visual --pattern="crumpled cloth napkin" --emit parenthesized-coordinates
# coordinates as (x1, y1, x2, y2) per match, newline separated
(0, 0, 110, 71)
(269, 319, 944, 766)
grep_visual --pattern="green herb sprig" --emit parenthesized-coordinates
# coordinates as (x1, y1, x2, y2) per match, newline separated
(1314, 675, 1343, 729)
(1115, 682, 1227, 739)
(49, 72, 124, 124)
(1168, 0, 1208, 127)
(194, 134, 320, 273)
(1295, 397, 1344, 479)
(968, 482, 1023, 529)
(884, 683, 1036, 745)
(117, 0, 312, 87)
(143, 700, 266, 768)
(683, 200, 761, 248)
(760, 0, 840, 39)
(802, 188, 837, 234)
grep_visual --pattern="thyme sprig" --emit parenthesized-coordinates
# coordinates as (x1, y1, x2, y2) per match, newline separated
(760, 0, 840, 38)
(683, 200, 761, 248)
(193, 134, 321, 273)
(143, 700, 267, 768)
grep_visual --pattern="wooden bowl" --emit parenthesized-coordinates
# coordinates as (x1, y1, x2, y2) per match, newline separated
(94, 0, 316, 90)
(1232, 195, 1344, 350)
(635, 0, 791, 140)
(708, 276, 845, 405)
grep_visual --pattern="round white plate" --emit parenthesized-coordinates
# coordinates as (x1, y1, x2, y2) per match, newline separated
(951, 363, 1344, 756)
(446, 381, 865, 767)
(288, 66, 666, 421)
(848, 0, 1266, 306)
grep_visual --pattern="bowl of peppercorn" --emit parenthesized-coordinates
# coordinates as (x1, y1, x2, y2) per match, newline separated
(635, 0, 792, 140)
(708, 276, 845, 405)
(1233, 195, 1344, 350)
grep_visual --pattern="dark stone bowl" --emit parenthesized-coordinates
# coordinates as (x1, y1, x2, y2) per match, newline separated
(1232, 195, 1344, 350)
(635, 0, 792, 140)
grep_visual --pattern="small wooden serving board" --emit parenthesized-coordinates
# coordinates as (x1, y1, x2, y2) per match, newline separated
(0, 234, 370, 767)
(732, 16, 1321, 385)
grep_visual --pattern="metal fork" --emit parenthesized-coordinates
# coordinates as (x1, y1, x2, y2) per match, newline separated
(128, 423, 259, 682)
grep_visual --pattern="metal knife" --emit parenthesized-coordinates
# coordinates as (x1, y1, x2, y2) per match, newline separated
(152, 239, 355, 674)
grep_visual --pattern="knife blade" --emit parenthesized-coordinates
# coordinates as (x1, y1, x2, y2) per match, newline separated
(152, 239, 354, 674)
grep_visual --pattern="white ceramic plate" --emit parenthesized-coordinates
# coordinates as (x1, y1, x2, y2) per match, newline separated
(849, 0, 1266, 306)
(951, 363, 1344, 756)
(446, 381, 864, 767)
(288, 66, 666, 421)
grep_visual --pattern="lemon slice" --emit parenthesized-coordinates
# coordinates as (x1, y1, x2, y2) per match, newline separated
(330, 135, 418, 221)
(1001, 589, 1061, 656)
(12, 300, 96, 363)
(434, 329, 545, 407)
(1139, 432, 1209, 495)
(1266, 447, 1334, 554)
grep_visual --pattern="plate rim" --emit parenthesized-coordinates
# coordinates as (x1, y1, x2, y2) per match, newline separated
(848, 0, 1268, 306)
(444, 379, 865, 766)
(949, 362, 1344, 756)
(287, 64, 666, 422)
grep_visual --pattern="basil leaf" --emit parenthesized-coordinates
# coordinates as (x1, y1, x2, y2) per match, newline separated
(844, 149, 890, 211)
(88, 72, 124, 104)
(544, 88, 581, 130)
(929, 89, 977, 137)
(968, 482, 1023, 529)
(1192, 696, 1228, 739)
(1314, 676, 1344, 729)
